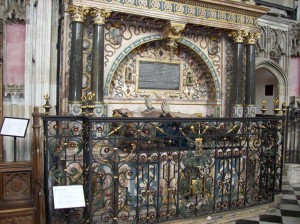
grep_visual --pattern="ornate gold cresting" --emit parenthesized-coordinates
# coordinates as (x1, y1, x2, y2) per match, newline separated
(228, 30, 248, 43)
(68, 5, 89, 22)
(245, 32, 261, 45)
(90, 8, 112, 25)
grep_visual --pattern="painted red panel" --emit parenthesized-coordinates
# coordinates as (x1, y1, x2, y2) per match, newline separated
(289, 58, 300, 97)
(4, 24, 26, 85)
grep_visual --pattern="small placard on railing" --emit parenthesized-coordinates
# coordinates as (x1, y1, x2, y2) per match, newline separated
(53, 185, 85, 209)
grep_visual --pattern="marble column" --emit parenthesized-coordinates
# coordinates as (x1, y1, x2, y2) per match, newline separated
(244, 32, 260, 117)
(228, 30, 248, 117)
(90, 8, 111, 117)
(67, 5, 88, 115)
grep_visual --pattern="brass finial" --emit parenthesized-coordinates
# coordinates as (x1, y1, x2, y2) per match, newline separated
(281, 102, 287, 116)
(43, 94, 52, 115)
(273, 97, 280, 116)
(81, 95, 87, 116)
(81, 92, 95, 117)
(261, 100, 267, 115)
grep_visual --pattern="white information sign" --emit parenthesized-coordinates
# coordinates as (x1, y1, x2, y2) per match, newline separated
(0, 117, 30, 138)
(53, 185, 86, 209)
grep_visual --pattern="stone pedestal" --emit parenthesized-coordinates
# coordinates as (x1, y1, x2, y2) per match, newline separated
(287, 164, 300, 185)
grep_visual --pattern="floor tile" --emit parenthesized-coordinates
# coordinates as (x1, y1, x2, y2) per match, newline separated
(280, 209, 300, 217)
(260, 214, 282, 223)
(281, 216, 300, 224)
(235, 220, 259, 224)
(279, 204, 300, 211)
(281, 194, 297, 200)
(280, 199, 299, 205)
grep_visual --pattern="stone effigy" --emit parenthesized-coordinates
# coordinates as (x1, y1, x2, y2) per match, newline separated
(112, 98, 203, 118)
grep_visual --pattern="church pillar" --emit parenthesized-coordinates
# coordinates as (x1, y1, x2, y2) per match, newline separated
(90, 8, 111, 117)
(229, 30, 248, 117)
(244, 32, 260, 117)
(67, 5, 88, 115)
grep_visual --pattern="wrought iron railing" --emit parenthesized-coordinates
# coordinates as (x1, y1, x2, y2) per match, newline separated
(285, 105, 300, 163)
(43, 116, 285, 223)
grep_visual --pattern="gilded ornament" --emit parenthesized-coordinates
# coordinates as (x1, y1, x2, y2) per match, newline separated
(246, 32, 260, 44)
(228, 30, 248, 43)
(68, 5, 89, 22)
(90, 8, 112, 25)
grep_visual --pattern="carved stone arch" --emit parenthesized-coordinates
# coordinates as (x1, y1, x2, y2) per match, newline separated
(255, 57, 288, 103)
(104, 35, 220, 100)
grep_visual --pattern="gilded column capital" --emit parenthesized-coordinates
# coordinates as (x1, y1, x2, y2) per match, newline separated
(90, 8, 112, 25)
(228, 30, 248, 43)
(245, 32, 261, 44)
(68, 5, 89, 22)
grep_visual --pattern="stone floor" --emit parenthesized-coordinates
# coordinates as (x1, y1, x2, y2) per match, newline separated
(233, 176, 300, 224)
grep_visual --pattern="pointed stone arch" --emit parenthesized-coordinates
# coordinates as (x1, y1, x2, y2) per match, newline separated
(255, 57, 288, 103)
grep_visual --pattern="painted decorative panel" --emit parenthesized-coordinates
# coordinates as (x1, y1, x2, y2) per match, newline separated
(108, 39, 217, 101)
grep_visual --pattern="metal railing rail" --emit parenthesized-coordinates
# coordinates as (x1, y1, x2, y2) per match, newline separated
(42, 116, 285, 224)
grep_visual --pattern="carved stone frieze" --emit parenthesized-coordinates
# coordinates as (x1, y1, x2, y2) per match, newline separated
(71, 0, 268, 31)
(3, 84, 24, 103)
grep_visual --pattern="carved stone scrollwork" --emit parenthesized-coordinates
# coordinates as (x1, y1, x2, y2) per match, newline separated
(162, 21, 186, 40)
(68, 5, 89, 22)
(90, 8, 112, 25)
(228, 30, 248, 43)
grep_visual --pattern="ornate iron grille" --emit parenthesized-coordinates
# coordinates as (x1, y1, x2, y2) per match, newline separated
(285, 104, 300, 163)
(43, 116, 285, 223)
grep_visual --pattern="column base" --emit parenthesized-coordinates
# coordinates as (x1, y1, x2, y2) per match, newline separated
(68, 102, 82, 115)
(94, 103, 107, 117)
(243, 105, 256, 117)
(230, 105, 243, 117)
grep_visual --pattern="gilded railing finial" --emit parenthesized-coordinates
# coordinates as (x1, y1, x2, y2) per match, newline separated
(81, 95, 87, 116)
(261, 100, 267, 115)
(43, 94, 52, 115)
(273, 97, 280, 116)
(281, 102, 287, 116)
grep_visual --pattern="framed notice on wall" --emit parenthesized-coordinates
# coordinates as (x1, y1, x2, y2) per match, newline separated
(0, 117, 30, 138)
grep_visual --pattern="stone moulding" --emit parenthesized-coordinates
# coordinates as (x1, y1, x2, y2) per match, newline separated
(70, 0, 268, 32)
